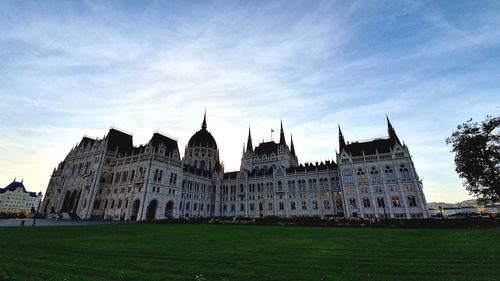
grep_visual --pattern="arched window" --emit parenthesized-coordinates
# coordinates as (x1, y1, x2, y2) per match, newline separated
(408, 196, 417, 207)
(384, 165, 395, 180)
(399, 164, 411, 180)
(279, 202, 284, 210)
(291, 201, 296, 210)
(349, 198, 357, 208)
(312, 200, 319, 209)
(357, 168, 367, 182)
(377, 197, 385, 208)
(267, 202, 272, 211)
(343, 170, 353, 184)
(118, 200, 122, 208)
(104, 200, 108, 209)
(199, 160, 205, 170)
(130, 170, 135, 182)
(301, 201, 307, 210)
(392, 196, 401, 207)
(186, 202, 190, 210)
(336, 199, 343, 209)
(323, 200, 330, 209)
(370, 167, 381, 182)
(111, 200, 115, 209)
(363, 198, 371, 208)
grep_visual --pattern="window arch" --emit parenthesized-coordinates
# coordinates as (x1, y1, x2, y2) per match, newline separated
(312, 200, 318, 210)
(357, 168, 367, 182)
(323, 200, 330, 210)
(377, 197, 385, 208)
(363, 197, 371, 208)
(343, 169, 353, 184)
(408, 196, 417, 207)
(349, 198, 357, 208)
(392, 196, 401, 207)
(370, 167, 381, 182)
(399, 164, 411, 180)
(384, 165, 395, 180)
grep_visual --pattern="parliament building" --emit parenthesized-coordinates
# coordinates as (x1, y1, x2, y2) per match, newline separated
(40, 114, 429, 220)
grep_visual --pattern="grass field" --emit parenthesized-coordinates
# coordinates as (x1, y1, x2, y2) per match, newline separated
(0, 224, 499, 281)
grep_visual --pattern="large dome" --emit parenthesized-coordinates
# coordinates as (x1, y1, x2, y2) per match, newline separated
(187, 113, 217, 149)
(188, 128, 217, 149)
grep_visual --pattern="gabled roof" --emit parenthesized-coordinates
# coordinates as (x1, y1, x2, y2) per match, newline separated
(106, 128, 133, 154)
(79, 137, 96, 148)
(149, 133, 178, 156)
(342, 138, 396, 156)
(254, 141, 278, 156)
(0, 181, 40, 197)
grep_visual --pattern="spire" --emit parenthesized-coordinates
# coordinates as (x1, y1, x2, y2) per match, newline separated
(290, 134, 296, 155)
(338, 124, 346, 151)
(246, 126, 253, 153)
(279, 120, 286, 145)
(201, 109, 207, 130)
(386, 115, 401, 145)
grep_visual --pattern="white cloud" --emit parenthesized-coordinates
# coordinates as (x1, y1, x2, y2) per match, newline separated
(0, 1, 498, 203)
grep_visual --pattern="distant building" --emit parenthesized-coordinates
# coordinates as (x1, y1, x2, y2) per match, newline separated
(40, 114, 429, 220)
(0, 180, 43, 214)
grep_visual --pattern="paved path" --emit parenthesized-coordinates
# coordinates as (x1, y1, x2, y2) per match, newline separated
(0, 218, 134, 227)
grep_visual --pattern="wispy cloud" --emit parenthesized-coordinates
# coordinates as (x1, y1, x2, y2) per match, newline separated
(0, 0, 499, 202)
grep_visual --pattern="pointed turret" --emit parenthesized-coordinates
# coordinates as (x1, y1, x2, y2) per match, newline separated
(290, 134, 296, 155)
(338, 124, 346, 151)
(386, 115, 401, 145)
(201, 110, 207, 130)
(246, 126, 253, 153)
(279, 120, 286, 145)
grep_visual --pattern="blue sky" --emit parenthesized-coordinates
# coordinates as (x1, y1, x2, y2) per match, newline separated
(0, 0, 499, 202)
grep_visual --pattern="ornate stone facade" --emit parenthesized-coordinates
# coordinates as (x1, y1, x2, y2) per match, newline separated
(41, 115, 428, 220)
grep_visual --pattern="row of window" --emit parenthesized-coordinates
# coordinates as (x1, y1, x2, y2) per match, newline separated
(349, 196, 418, 209)
(221, 199, 343, 212)
(183, 180, 211, 193)
(94, 198, 129, 210)
(222, 178, 340, 195)
(70, 160, 92, 177)
(344, 164, 412, 184)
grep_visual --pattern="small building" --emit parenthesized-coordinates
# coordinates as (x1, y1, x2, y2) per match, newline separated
(0, 179, 43, 214)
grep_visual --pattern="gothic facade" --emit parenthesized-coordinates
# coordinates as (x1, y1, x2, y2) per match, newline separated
(40, 114, 429, 220)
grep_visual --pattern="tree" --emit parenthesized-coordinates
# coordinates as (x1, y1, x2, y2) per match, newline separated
(446, 115, 500, 203)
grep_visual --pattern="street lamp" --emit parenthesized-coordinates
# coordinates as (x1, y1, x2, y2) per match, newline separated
(378, 194, 387, 219)
(32, 196, 42, 227)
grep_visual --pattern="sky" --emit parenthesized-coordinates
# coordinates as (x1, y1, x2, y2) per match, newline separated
(0, 0, 499, 203)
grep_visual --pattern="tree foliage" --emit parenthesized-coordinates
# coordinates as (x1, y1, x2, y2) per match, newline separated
(446, 115, 500, 203)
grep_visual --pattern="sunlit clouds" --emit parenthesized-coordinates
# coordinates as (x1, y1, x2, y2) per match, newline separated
(1, 1, 499, 202)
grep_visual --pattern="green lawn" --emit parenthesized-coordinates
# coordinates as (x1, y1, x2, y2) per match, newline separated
(0, 224, 498, 281)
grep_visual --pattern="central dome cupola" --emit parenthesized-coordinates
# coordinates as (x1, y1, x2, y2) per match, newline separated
(187, 112, 217, 149)
(183, 111, 220, 172)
